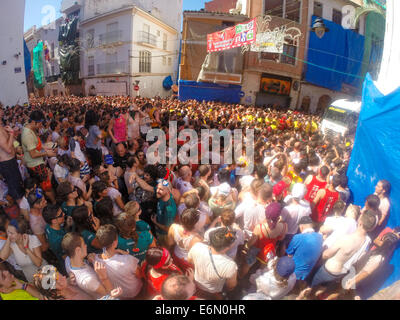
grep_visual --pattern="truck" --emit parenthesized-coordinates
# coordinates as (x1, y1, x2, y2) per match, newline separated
(320, 99, 361, 137)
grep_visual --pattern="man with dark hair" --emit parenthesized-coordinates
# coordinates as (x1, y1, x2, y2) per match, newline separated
(188, 227, 238, 299)
(21, 110, 57, 203)
(90, 224, 142, 299)
(374, 179, 391, 233)
(311, 174, 340, 226)
(304, 165, 329, 203)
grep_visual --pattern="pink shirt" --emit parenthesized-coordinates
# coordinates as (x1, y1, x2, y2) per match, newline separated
(113, 115, 127, 143)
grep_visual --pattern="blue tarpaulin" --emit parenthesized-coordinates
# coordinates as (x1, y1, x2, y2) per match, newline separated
(24, 39, 31, 80)
(179, 80, 242, 104)
(305, 16, 365, 91)
(347, 73, 400, 298)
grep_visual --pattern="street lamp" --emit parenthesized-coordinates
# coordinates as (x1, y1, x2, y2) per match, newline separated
(311, 18, 329, 39)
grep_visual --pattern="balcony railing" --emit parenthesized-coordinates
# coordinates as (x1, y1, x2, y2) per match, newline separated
(99, 30, 123, 46)
(96, 62, 127, 75)
(138, 31, 157, 47)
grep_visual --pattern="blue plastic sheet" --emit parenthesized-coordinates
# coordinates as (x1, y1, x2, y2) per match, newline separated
(179, 80, 242, 104)
(163, 75, 173, 90)
(23, 40, 31, 80)
(305, 16, 365, 91)
(347, 73, 400, 297)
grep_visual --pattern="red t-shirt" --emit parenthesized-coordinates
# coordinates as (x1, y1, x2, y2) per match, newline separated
(312, 189, 339, 223)
(305, 175, 327, 203)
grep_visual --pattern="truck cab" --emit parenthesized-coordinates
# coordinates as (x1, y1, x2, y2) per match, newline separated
(320, 99, 361, 137)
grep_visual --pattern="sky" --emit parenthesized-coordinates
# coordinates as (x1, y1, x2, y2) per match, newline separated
(24, 0, 207, 32)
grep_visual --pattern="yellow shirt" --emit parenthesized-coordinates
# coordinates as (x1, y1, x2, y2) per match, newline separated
(0, 289, 39, 300)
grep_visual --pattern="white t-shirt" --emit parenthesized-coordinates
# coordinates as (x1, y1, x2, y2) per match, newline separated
(65, 258, 103, 299)
(0, 239, 21, 270)
(204, 225, 245, 260)
(29, 213, 46, 235)
(177, 203, 211, 234)
(107, 187, 123, 216)
(19, 196, 30, 213)
(70, 140, 87, 163)
(188, 242, 237, 294)
(281, 201, 311, 235)
(52, 131, 60, 143)
(173, 177, 193, 196)
(235, 198, 265, 239)
(94, 254, 142, 299)
(10, 235, 45, 282)
(68, 175, 86, 195)
(322, 216, 357, 248)
(54, 164, 69, 183)
(251, 258, 296, 300)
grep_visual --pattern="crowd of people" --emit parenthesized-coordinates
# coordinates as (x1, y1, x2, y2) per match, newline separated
(0, 95, 399, 300)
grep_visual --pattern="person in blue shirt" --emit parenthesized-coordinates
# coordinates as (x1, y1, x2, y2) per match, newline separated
(286, 216, 323, 289)
(42, 204, 70, 275)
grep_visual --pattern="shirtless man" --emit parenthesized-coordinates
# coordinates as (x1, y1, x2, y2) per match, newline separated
(0, 106, 24, 205)
(298, 210, 376, 300)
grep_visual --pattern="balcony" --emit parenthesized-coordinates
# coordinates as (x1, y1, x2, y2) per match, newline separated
(137, 31, 157, 47)
(99, 30, 123, 46)
(96, 62, 127, 75)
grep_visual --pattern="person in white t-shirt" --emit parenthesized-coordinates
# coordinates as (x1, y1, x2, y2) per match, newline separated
(62, 232, 114, 299)
(245, 256, 296, 300)
(188, 227, 238, 300)
(90, 225, 142, 299)
(320, 202, 358, 249)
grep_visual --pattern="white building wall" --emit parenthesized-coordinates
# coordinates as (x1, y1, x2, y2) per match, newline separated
(0, 0, 28, 107)
(80, 7, 178, 98)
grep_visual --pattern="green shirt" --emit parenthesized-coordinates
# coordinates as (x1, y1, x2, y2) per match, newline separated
(156, 194, 177, 236)
(61, 202, 78, 217)
(117, 220, 154, 262)
(81, 229, 101, 254)
(21, 126, 44, 168)
(45, 224, 66, 262)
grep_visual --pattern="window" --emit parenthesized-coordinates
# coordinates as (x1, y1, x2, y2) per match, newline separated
(163, 56, 166, 65)
(264, 0, 300, 22)
(157, 30, 161, 37)
(168, 57, 172, 66)
(265, 0, 284, 18)
(51, 65, 55, 75)
(313, 1, 323, 17)
(280, 39, 296, 65)
(51, 43, 55, 59)
(285, 0, 300, 22)
(143, 24, 150, 34)
(139, 51, 151, 73)
(332, 9, 342, 25)
(87, 29, 95, 48)
(88, 56, 95, 76)
(163, 34, 167, 50)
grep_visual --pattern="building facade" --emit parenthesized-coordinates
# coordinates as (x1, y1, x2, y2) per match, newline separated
(80, 5, 179, 97)
(1, 0, 29, 107)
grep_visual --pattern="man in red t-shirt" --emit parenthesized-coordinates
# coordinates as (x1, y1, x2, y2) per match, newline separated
(304, 166, 329, 203)
(311, 175, 341, 225)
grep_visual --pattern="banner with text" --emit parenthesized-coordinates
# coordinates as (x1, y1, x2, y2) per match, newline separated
(207, 18, 257, 53)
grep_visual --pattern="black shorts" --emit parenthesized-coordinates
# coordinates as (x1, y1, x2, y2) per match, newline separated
(0, 158, 24, 200)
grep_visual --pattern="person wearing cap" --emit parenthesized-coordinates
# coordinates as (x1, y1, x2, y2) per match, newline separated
(280, 183, 311, 256)
(286, 216, 323, 288)
(21, 111, 57, 203)
(272, 179, 290, 206)
(246, 255, 296, 300)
